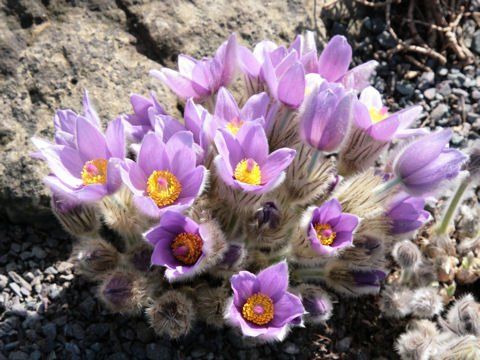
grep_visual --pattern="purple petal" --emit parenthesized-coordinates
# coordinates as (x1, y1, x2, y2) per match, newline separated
(165, 131, 196, 176)
(120, 159, 147, 195)
(240, 92, 270, 122)
(331, 231, 353, 248)
(214, 156, 237, 188)
(106, 158, 123, 194)
(317, 35, 352, 82)
(150, 68, 208, 100)
(353, 100, 373, 130)
(236, 123, 269, 164)
(255, 261, 288, 303)
(218, 33, 238, 86)
(138, 133, 169, 177)
(261, 148, 296, 183)
(270, 292, 305, 327)
(277, 63, 305, 109)
(130, 94, 153, 124)
(231, 271, 258, 307)
(41, 145, 84, 188)
(151, 237, 179, 267)
(339, 60, 378, 91)
(73, 183, 109, 202)
(238, 46, 261, 77)
(215, 87, 240, 122)
(331, 213, 359, 232)
(133, 195, 161, 218)
(315, 199, 343, 224)
(177, 54, 197, 77)
(161, 211, 199, 237)
(82, 90, 101, 128)
(178, 166, 205, 198)
(214, 129, 244, 173)
(75, 116, 107, 161)
(105, 117, 125, 159)
(368, 115, 400, 142)
(359, 86, 383, 109)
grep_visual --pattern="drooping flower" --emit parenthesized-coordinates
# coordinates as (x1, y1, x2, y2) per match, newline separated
(205, 87, 269, 140)
(31, 115, 126, 203)
(145, 211, 221, 281)
(122, 91, 167, 142)
(352, 269, 387, 290)
(387, 192, 430, 234)
(150, 33, 237, 101)
(226, 261, 305, 340)
(299, 83, 355, 152)
(120, 131, 205, 218)
(214, 122, 296, 194)
(307, 199, 359, 257)
(393, 129, 469, 196)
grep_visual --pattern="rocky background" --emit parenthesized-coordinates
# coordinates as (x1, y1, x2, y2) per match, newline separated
(1, 0, 479, 359)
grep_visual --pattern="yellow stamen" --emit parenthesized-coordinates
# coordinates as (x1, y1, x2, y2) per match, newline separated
(369, 108, 388, 124)
(170, 232, 203, 265)
(242, 293, 274, 325)
(226, 120, 244, 135)
(314, 223, 336, 246)
(146, 170, 182, 208)
(81, 158, 108, 185)
(234, 158, 261, 185)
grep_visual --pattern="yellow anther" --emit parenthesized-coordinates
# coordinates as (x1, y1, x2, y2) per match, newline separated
(234, 158, 261, 185)
(314, 223, 336, 246)
(226, 120, 244, 135)
(146, 170, 182, 208)
(242, 293, 274, 325)
(171, 232, 203, 265)
(81, 158, 108, 185)
(369, 107, 388, 124)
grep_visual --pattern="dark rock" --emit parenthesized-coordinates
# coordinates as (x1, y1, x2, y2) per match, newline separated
(7, 352, 28, 360)
(31, 246, 46, 259)
(437, 81, 452, 97)
(417, 71, 435, 90)
(451, 133, 464, 146)
(0, 274, 7, 290)
(430, 104, 449, 121)
(108, 354, 129, 360)
(377, 30, 396, 49)
(282, 342, 300, 355)
(471, 29, 480, 54)
(336, 337, 352, 352)
(42, 323, 57, 341)
(29, 350, 42, 360)
(396, 82, 414, 97)
(145, 343, 172, 360)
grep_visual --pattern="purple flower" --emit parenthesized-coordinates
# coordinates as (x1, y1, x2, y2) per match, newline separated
(299, 83, 355, 151)
(120, 131, 205, 218)
(352, 270, 386, 289)
(307, 199, 359, 257)
(150, 33, 237, 101)
(226, 262, 305, 340)
(354, 86, 424, 142)
(214, 122, 296, 194)
(31, 115, 125, 203)
(122, 92, 167, 142)
(387, 192, 430, 234)
(206, 87, 269, 140)
(393, 129, 468, 196)
(145, 211, 212, 281)
(316, 35, 378, 92)
(289, 31, 318, 73)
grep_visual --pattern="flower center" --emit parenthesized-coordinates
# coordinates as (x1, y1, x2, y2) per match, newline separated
(81, 158, 108, 185)
(146, 170, 182, 208)
(368, 107, 389, 124)
(234, 158, 261, 185)
(314, 223, 336, 246)
(226, 117, 244, 135)
(170, 232, 203, 265)
(242, 293, 274, 325)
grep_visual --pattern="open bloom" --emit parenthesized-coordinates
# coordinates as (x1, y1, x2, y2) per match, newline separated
(393, 129, 468, 196)
(122, 92, 167, 142)
(307, 199, 359, 257)
(387, 192, 430, 234)
(226, 261, 305, 340)
(299, 83, 355, 151)
(145, 211, 214, 281)
(214, 122, 296, 194)
(354, 86, 424, 142)
(150, 33, 237, 101)
(206, 87, 269, 140)
(31, 115, 125, 203)
(120, 132, 205, 218)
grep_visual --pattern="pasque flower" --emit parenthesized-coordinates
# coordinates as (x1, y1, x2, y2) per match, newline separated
(299, 83, 355, 151)
(150, 33, 237, 101)
(145, 211, 215, 281)
(393, 129, 468, 196)
(307, 199, 359, 257)
(120, 131, 206, 218)
(226, 261, 305, 340)
(206, 87, 269, 140)
(31, 115, 125, 203)
(214, 122, 296, 194)
(387, 192, 430, 234)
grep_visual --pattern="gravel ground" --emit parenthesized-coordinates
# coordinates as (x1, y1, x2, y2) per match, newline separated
(1, 10, 480, 360)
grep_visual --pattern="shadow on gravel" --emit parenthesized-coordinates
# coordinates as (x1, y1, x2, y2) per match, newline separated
(0, 218, 403, 360)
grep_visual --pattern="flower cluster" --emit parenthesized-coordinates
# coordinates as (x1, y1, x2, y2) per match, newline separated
(32, 32, 470, 343)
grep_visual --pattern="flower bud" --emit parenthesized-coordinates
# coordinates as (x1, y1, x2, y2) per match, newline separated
(445, 294, 480, 336)
(51, 193, 99, 236)
(98, 271, 144, 315)
(392, 240, 422, 271)
(396, 320, 438, 360)
(219, 243, 245, 269)
(297, 285, 332, 323)
(194, 286, 229, 327)
(71, 239, 120, 280)
(127, 243, 153, 273)
(380, 285, 414, 318)
(410, 287, 443, 318)
(146, 290, 195, 339)
(256, 202, 281, 229)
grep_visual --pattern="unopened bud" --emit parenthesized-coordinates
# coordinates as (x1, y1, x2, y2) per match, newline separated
(71, 239, 120, 280)
(445, 294, 480, 336)
(465, 143, 480, 180)
(98, 271, 144, 315)
(219, 243, 245, 269)
(127, 243, 153, 273)
(410, 287, 443, 318)
(256, 202, 281, 229)
(392, 240, 422, 271)
(380, 285, 414, 318)
(51, 193, 99, 236)
(146, 290, 195, 339)
(298, 285, 332, 323)
(194, 286, 229, 327)
(395, 329, 433, 360)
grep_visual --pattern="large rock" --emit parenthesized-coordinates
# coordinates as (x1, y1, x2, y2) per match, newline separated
(0, 0, 358, 226)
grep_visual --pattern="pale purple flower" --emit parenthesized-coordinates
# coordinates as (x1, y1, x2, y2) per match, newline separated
(214, 122, 296, 194)
(226, 262, 305, 340)
(145, 211, 212, 281)
(206, 87, 269, 140)
(150, 33, 237, 101)
(31, 115, 125, 203)
(122, 92, 167, 141)
(307, 199, 359, 257)
(289, 31, 318, 73)
(393, 129, 469, 196)
(355, 86, 424, 142)
(299, 83, 355, 151)
(120, 131, 205, 218)
(352, 270, 387, 290)
(387, 192, 430, 234)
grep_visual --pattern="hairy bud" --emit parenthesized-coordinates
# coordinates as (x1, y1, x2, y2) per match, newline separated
(71, 239, 120, 280)
(392, 240, 422, 271)
(380, 285, 414, 318)
(297, 284, 332, 323)
(127, 243, 154, 273)
(410, 287, 443, 318)
(98, 270, 144, 315)
(51, 194, 99, 236)
(194, 286, 229, 327)
(395, 320, 438, 360)
(256, 202, 281, 229)
(445, 294, 480, 336)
